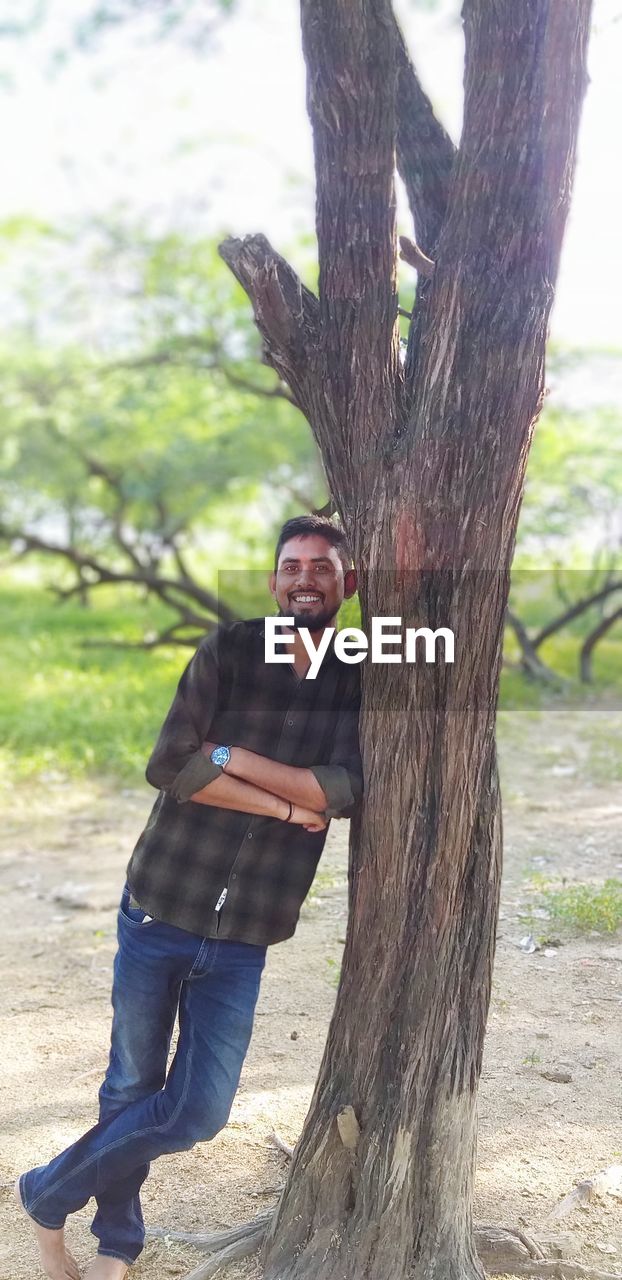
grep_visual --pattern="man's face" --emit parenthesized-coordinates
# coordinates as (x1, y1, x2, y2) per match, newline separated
(269, 534, 355, 632)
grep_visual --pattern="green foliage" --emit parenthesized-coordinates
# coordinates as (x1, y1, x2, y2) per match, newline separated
(0, 584, 183, 784)
(2, 583, 621, 793)
(74, 0, 236, 50)
(517, 403, 622, 570)
(325, 956, 342, 988)
(0, 223, 327, 616)
(523, 1048, 542, 1067)
(541, 880, 622, 935)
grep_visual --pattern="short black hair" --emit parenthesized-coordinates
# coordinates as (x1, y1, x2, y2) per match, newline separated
(274, 515, 352, 574)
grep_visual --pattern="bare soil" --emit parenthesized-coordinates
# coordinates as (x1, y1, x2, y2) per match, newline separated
(1, 708, 621, 1280)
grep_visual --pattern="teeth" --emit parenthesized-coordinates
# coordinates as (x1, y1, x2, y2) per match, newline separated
(292, 595, 321, 603)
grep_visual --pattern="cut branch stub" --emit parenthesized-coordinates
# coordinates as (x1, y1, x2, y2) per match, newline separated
(336, 1105, 360, 1152)
(399, 235, 436, 277)
(218, 235, 319, 420)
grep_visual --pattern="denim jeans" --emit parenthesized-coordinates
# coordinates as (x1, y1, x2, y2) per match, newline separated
(19, 883, 267, 1265)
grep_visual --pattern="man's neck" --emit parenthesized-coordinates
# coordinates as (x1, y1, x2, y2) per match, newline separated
(287, 620, 337, 674)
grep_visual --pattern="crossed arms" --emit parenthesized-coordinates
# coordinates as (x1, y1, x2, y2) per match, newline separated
(144, 632, 362, 831)
(188, 744, 331, 831)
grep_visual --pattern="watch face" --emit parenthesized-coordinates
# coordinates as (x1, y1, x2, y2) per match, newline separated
(211, 745, 230, 767)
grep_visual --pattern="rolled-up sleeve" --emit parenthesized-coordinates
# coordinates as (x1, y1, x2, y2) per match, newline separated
(308, 692, 363, 819)
(145, 632, 226, 804)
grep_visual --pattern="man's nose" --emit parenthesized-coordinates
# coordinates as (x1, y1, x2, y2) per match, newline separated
(293, 572, 319, 590)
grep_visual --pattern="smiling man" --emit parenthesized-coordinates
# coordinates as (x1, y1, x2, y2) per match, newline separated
(16, 514, 362, 1280)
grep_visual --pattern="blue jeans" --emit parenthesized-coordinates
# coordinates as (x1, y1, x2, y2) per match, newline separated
(19, 883, 267, 1265)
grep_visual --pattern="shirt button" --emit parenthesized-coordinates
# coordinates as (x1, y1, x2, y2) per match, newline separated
(247, 832, 253, 839)
(232, 874, 237, 880)
(287, 719, 294, 726)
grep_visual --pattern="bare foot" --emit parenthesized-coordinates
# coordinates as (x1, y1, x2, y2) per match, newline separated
(14, 1177, 81, 1280)
(83, 1257, 129, 1279)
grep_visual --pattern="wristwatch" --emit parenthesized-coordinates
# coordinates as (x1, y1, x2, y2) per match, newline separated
(210, 745, 231, 769)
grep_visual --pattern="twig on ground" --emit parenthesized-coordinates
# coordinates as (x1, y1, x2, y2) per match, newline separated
(266, 1130, 294, 1159)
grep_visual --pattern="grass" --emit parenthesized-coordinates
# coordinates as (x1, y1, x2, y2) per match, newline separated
(542, 879, 622, 935)
(1, 581, 621, 786)
(325, 956, 342, 988)
(304, 869, 347, 912)
(521, 872, 622, 936)
(0, 584, 185, 785)
(523, 1048, 542, 1067)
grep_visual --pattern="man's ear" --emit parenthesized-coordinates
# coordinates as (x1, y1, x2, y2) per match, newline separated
(268, 570, 277, 598)
(344, 568, 357, 598)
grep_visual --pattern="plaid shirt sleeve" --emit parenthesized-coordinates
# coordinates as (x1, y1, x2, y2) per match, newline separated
(145, 632, 226, 804)
(308, 688, 363, 819)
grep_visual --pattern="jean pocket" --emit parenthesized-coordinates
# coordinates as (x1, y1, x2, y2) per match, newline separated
(119, 883, 156, 928)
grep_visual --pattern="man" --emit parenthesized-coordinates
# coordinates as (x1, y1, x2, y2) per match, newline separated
(16, 514, 362, 1280)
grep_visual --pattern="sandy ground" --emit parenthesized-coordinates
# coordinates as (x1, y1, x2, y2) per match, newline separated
(1, 707, 621, 1280)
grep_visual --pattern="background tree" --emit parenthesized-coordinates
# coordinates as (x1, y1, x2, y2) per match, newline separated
(0, 225, 325, 642)
(212, 3, 593, 1279)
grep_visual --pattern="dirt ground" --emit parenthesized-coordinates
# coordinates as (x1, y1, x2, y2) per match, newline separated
(1, 707, 621, 1280)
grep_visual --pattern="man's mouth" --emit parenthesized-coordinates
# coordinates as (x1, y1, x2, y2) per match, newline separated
(289, 593, 323, 605)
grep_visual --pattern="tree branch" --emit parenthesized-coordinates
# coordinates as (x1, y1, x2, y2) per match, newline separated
(297, 0, 402, 509)
(45, 420, 151, 573)
(397, 0, 593, 560)
(390, 8, 456, 252)
(533, 580, 622, 649)
(505, 610, 565, 685)
(108, 339, 299, 406)
(218, 234, 319, 423)
(579, 604, 622, 683)
(0, 524, 238, 631)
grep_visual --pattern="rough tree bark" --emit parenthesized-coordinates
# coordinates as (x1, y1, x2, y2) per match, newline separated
(219, 2, 592, 1278)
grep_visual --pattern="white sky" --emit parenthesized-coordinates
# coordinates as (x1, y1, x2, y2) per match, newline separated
(1, 0, 620, 349)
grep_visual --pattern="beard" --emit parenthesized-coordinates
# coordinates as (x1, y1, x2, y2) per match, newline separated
(278, 602, 336, 633)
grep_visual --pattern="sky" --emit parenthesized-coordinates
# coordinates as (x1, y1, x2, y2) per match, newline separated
(0, 0, 621, 349)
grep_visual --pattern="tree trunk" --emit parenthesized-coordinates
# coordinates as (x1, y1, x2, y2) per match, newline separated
(219, 2, 592, 1277)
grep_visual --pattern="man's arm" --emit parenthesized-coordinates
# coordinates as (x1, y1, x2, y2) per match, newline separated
(203, 744, 328, 812)
(145, 632, 230, 804)
(189, 770, 327, 830)
(204, 687, 363, 820)
(144, 628, 326, 828)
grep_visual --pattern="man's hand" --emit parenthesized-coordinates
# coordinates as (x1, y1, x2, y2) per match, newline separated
(288, 804, 328, 833)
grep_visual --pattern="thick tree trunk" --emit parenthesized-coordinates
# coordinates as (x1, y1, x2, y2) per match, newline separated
(260, 550, 505, 1280)
(220, 1, 592, 1277)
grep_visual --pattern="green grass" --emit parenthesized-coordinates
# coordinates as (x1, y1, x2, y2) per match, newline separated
(325, 956, 342, 988)
(1, 582, 621, 787)
(542, 879, 622, 935)
(305, 869, 347, 909)
(523, 1048, 542, 1067)
(521, 872, 622, 936)
(0, 584, 186, 784)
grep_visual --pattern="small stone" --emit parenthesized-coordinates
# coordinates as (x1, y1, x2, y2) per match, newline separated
(518, 934, 537, 953)
(540, 1069, 572, 1083)
(290, 1030, 299, 1040)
